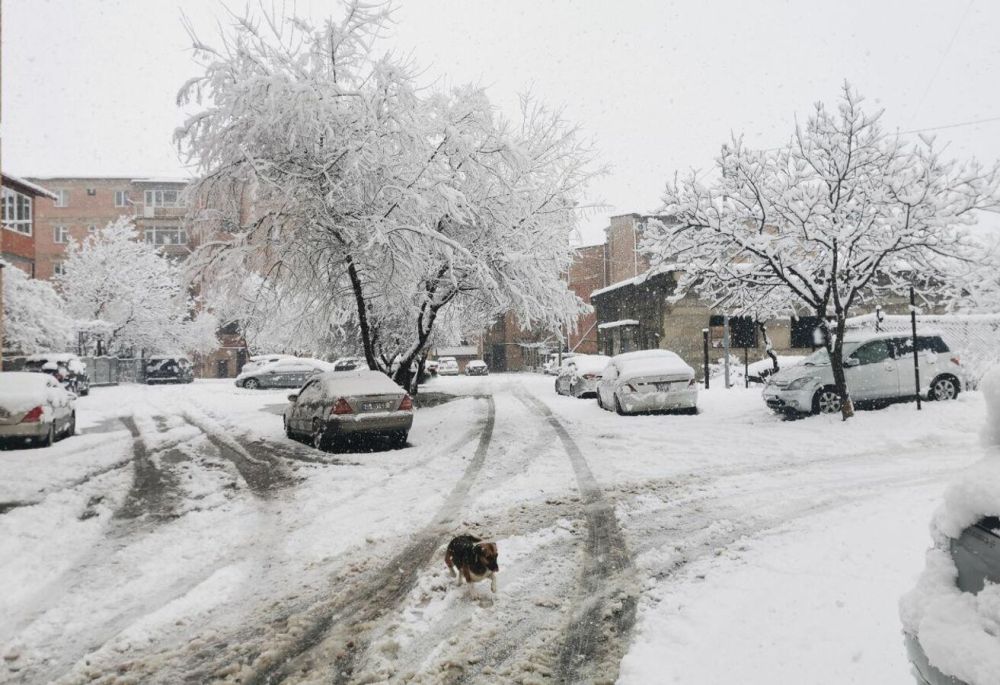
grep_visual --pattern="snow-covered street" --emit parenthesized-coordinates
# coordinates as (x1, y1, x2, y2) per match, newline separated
(0, 374, 986, 684)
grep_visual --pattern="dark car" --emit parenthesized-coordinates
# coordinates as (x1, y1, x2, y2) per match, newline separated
(145, 356, 195, 384)
(23, 353, 90, 396)
(905, 516, 1000, 685)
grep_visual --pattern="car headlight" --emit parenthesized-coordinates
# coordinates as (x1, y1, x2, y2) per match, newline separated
(786, 376, 818, 390)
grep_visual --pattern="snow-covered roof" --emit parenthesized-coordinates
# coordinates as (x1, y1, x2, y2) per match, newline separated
(598, 319, 639, 330)
(1, 173, 58, 200)
(130, 177, 192, 185)
(591, 275, 649, 299)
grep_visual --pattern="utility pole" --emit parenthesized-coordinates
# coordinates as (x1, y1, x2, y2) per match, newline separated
(910, 287, 922, 411)
(702, 328, 710, 390)
(723, 315, 731, 389)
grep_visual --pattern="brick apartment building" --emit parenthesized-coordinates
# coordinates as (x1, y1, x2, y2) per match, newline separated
(28, 176, 246, 378)
(2, 173, 58, 276)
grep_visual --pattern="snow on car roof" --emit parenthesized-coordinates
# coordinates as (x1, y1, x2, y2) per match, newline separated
(616, 351, 693, 381)
(613, 349, 681, 363)
(24, 353, 80, 362)
(563, 354, 610, 373)
(467, 360, 487, 366)
(841, 329, 947, 343)
(316, 369, 406, 396)
(0, 372, 53, 391)
(0, 372, 64, 412)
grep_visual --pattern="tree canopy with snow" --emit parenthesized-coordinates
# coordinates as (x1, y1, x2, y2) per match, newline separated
(176, 2, 595, 391)
(2, 263, 75, 354)
(645, 84, 1000, 418)
(57, 216, 218, 356)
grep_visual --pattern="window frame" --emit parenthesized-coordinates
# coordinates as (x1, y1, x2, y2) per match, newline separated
(114, 190, 130, 207)
(53, 224, 70, 244)
(144, 188, 182, 208)
(1, 187, 33, 235)
(143, 225, 188, 246)
(53, 189, 70, 208)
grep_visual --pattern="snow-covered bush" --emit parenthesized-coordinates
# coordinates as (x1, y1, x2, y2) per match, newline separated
(57, 217, 217, 356)
(176, 2, 594, 391)
(2, 263, 75, 354)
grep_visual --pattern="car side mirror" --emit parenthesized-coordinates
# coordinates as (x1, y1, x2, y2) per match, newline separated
(287, 393, 298, 402)
(844, 358, 860, 367)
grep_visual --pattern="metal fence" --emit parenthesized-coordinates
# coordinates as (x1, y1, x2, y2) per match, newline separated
(77, 357, 146, 386)
(846, 312, 1000, 389)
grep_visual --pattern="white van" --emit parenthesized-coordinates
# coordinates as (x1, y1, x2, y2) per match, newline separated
(763, 332, 962, 415)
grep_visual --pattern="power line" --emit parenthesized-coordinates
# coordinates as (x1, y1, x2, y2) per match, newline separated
(909, 0, 975, 126)
(898, 114, 1000, 135)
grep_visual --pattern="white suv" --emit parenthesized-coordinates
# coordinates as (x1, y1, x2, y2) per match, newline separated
(763, 332, 963, 415)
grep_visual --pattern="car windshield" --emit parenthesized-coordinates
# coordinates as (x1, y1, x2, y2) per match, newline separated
(800, 342, 863, 366)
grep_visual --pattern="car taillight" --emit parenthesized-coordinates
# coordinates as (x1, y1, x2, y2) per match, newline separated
(331, 398, 353, 415)
(399, 394, 413, 411)
(21, 406, 44, 423)
(582, 373, 598, 380)
(950, 356, 962, 366)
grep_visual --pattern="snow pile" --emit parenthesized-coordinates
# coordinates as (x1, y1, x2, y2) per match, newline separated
(899, 365, 1000, 685)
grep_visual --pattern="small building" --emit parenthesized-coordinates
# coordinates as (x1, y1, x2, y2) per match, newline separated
(2, 173, 58, 276)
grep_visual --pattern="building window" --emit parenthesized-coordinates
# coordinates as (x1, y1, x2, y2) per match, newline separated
(52, 261, 66, 276)
(143, 226, 187, 246)
(114, 190, 129, 207)
(54, 189, 70, 207)
(1, 187, 32, 235)
(53, 225, 71, 244)
(790, 316, 823, 348)
(144, 189, 181, 208)
(87, 223, 99, 234)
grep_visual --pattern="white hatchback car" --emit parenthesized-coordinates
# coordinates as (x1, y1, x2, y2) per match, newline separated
(596, 349, 698, 415)
(763, 331, 963, 416)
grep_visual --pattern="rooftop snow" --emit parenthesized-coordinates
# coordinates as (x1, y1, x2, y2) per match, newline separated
(1, 174, 58, 200)
(598, 319, 639, 330)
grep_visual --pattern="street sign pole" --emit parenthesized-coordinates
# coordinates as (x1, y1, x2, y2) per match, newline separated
(702, 328, 710, 390)
(910, 286, 921, 411)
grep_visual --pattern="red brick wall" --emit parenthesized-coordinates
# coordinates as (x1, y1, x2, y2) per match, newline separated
(567, 243, 606, 354)
(0, 229, 35, 274)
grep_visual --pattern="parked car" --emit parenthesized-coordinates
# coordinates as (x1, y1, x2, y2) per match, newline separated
(762, 332, 962, 416)
(240, 353, 294, 375)
(543, 352, 576, 375)
(283, 369, 414, 450)
(596, 349, 698, 415)
(235, 357, 332, 389)
(425, 360, 439, 375)
(145, 356, 195, 384)
(465, 360, 489, 376)
(437, 357, 460, 376)
(332, 357, 363, 372)
(0, 372, 76, 447)
(900, 366, 1000, 685)
(23, 353, 90, 396)
(555, 354, 610, 398)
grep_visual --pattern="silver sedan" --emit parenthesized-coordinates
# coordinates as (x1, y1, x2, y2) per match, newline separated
(0, 372, 76, 447)
(283, 370, 414, 450)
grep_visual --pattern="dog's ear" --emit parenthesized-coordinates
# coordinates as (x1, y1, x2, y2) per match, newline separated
(482, 542, 498, 557)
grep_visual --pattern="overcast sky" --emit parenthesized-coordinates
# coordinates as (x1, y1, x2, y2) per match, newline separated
(4, 0, 1000, 244)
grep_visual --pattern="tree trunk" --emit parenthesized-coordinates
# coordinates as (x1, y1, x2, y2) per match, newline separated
(821, 314, 855, 420)
(757, 320, 779, 375)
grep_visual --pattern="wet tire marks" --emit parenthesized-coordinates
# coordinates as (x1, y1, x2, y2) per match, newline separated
(115, 416, 184, 521)
(232, 396, 496, 685)
(517, 390, 638, 685)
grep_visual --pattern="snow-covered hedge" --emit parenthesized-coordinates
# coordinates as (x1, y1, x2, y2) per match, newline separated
(899, 365, 1000, 684)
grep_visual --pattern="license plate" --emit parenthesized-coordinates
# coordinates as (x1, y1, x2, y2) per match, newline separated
(362, 401, 392, 411)
(655, 382, 673, 391)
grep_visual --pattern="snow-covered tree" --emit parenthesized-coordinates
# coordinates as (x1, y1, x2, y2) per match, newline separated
(645, 84, 1000, 419)
(176, 3, 594, 391)
(2, 264, 75, 354)
(57, 217, 217, 356)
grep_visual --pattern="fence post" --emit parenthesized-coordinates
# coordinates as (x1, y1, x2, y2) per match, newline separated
(910, 286, 921, 411)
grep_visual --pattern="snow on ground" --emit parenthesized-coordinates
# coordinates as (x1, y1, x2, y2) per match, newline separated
(0, 372, 989, 683)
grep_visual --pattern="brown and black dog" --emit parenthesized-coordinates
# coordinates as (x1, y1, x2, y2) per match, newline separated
(445, 535, 499, 593)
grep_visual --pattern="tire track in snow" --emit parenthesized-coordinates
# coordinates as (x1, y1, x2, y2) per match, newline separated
(516, 390, 638, 685)
(234, 396, 496, 685)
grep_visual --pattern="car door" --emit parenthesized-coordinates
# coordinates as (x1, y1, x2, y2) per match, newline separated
(292, 380, 319, 431)
(598, 363, 618, 407)
(893, 336, 945, 397)
(844, 339, 898, 400)
(46, 378, 69, 428)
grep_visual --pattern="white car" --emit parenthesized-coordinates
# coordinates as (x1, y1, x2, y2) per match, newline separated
(235, 357, 334, 389)
(465, 360, 489, 376)
(762, 332, 962, 416)
(0, 372, 77, 447)
(555, 354, 610, 398)
(596, 349, 698, 415)
(437, 357, 459, 376)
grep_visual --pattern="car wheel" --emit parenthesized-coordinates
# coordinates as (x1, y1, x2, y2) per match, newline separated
(614, 394, 627, 416)
(597, 392, 604, 409)
(812, 387, 842, 415)
(284, 416, 294, 439)
(929, 376, 960, 401)
(554, 379, 562, 395)
(67, 411, 76, 436)
(311, 419, 329, 451)
(243, 378, 260, 390)
(391, 431, 409, 448)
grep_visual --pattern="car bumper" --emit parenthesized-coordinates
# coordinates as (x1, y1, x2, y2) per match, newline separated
(904, 633, 966, 685)
(619, 388, 698, 413)
(571, 378, 600, 397)
(763, 387, 815, 412)
(0, 421, 51, 439)
(324, 412, 414, 435)
(466, 369, 488, 376)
